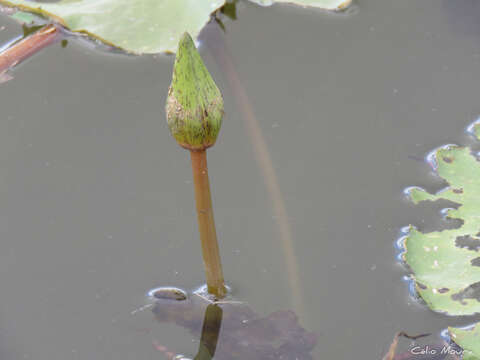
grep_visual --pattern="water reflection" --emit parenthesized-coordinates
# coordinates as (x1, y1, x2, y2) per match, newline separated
(194, 304, 223, 360)
(201, 24, 308, 323)
(151, 289, 317, 360)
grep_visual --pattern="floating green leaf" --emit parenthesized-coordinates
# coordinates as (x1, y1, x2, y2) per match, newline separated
(402, 120, 480, 357)
(449, 325, 480, 360)
(247, 0, 352, 10)
(0, 0, 225, 54)
(403, 141, 480, 316)
(0, 0, 352, 54)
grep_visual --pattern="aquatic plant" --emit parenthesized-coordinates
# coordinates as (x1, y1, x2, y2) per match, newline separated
(400, 120, 480, 359)
(0, 0, 226, 54)
(166, 33, 226, 299)
(0, 0, 352, 80)
(450, 324, 480, 360)
(0, 0, 351, 52)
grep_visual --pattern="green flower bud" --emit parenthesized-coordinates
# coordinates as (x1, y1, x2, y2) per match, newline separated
(166, 33, 224, 151)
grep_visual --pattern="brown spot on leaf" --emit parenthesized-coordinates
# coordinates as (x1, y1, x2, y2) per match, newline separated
(418, 283, 427, 290)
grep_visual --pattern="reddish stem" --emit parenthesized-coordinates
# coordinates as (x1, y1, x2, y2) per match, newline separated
(190, 149, 226, 299)
(0, 24, 60, 73)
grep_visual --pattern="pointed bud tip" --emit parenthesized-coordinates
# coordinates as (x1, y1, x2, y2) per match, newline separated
(165, 33, 224, 151)
(177, 32, 196, 54)
(180, 32, 194, 44)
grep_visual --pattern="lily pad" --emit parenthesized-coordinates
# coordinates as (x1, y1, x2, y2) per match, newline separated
(402, 120, 480, 358)
(0, 0, 225, 54)
(0, 0, 352, 54)
(248, 0, 352, 10)
(449, 325, 479, 360)
(403, 140, 480, 315)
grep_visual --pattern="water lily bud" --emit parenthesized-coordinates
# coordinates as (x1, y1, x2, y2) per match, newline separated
(166, 32, 224, 151)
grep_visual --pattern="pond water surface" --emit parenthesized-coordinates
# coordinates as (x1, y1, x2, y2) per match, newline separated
(1, 1, 480, 359)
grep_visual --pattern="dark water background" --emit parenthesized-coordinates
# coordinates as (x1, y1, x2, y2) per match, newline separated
(2, 0, 480, 359)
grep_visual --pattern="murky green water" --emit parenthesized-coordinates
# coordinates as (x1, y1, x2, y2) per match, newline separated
(1, 0, 480, 359)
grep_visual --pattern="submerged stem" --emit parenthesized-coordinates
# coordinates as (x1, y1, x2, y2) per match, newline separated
(190, 149, 226, 299)
(0, 24, 59, 74)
